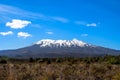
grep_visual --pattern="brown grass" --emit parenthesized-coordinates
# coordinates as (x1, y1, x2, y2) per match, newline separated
(0, 61, 120, 80)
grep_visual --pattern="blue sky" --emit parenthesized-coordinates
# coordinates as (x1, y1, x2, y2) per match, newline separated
(0, 0, 120, 50)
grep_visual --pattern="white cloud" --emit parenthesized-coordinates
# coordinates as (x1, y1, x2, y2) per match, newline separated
(46, 32, 54, 34)
(17, 32, 32, 38)
(51, 17, 69, 23)
(75, 21, 97, 27)
(6, 19, 31, 29)
(81, 34, 88, 37)
(0, 31, 13, 36)
(86, 23, 97, 27)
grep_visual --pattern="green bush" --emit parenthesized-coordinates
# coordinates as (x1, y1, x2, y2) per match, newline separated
(29, 57, 34, 62)
(108, 57, 120, 64)
(37, 58, 44, 63)
(47, 59, 51, 64)
(0, 59, 7, 64)
(56, 58, 61, 63)
(0, 56, 8, 64)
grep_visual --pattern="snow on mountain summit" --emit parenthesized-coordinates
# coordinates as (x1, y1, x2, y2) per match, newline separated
(35, 39, 91, 47)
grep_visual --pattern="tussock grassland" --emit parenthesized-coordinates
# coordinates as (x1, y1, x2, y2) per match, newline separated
(0, 55, 120, 80)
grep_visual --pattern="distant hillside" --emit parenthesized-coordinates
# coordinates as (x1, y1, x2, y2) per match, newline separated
(0, 39, 120, 58)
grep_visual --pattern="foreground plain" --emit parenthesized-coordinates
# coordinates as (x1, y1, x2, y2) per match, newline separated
(0, 56, 120, 80)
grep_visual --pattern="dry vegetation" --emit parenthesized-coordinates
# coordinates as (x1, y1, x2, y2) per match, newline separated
(0, 55, 120, 80)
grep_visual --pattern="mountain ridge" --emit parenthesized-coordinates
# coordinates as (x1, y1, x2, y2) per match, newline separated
(0, 39, 120, 58)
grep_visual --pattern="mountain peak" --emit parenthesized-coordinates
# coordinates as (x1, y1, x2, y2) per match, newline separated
(1, 39, 120, 58)
(35, 39, 90, 47)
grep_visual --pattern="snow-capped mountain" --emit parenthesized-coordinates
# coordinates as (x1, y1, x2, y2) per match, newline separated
(35, 39, 91, 47)
(0, 39, 120, 58)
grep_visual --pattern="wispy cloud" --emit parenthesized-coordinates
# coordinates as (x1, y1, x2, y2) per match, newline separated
(0, 4, 69, 23)
(6, 19, 31, 29)
(51, 17, 69, 23)
(81, 34, 88, 37)
(0, 31, 13, 36)
(46, 32, 54, 34)
(75, 21, 97, 27)
(17, 32, 32, 38)
(0, 4, 45, 19)
(86, 23, 97, 27)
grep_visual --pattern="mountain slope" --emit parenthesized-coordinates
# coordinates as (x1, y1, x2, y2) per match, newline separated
(0, 39, 120, 58)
